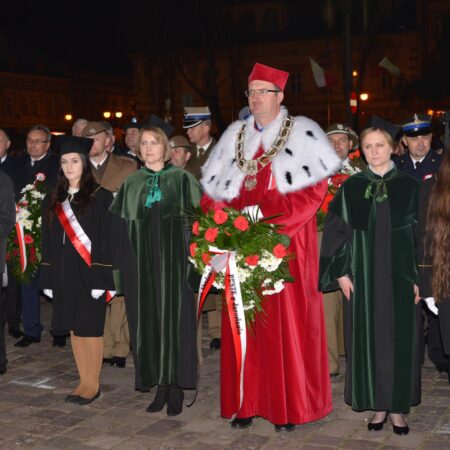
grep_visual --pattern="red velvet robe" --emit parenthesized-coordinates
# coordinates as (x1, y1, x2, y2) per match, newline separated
(201, 148, 332, 425)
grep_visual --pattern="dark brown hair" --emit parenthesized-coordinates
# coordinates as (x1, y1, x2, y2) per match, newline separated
(426, 149, 450, 302)
(47, 154, 97, 221)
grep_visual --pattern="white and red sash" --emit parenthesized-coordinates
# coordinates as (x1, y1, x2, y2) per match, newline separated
(197, 247, 247, 419)
(55, 199, 115, 302)
(15, 207, 27, 272)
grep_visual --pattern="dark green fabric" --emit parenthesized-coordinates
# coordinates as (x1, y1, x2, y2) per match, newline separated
(110, 165, 201, 388)
(319, 167, 421, 412)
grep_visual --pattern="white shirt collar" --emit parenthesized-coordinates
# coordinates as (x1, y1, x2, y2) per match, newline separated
(409, 154, 425, 168)
(90, 153, 108, 169)
(197, 138, 213, 156)
(0, 155, 6, 163)
(30, 153, 47, 165)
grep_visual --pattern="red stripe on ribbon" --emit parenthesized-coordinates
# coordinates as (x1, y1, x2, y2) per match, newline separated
(55, 203, 92, 267)
(15, 222, 27, 272)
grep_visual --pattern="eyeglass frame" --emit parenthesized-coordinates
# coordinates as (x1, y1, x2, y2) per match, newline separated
(244, 88, 281, 98)
(26, 138, 49, 146)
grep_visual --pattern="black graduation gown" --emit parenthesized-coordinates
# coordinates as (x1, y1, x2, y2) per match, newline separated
(319, 167, 422, 413)
(40, 187, 116, 337)
(417, 177, 450, 355)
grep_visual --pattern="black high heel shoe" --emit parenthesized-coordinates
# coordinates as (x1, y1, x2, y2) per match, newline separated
(367, 413, 387, 431)
(391, 415, 409, 435)
(146, 385, 169, 413)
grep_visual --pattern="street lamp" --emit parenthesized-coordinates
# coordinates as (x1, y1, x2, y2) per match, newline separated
(64, 114, 73, 121)
(103, 111, 111, 119)
(360, 92, 369, 101)
(115, 112, 123, 118)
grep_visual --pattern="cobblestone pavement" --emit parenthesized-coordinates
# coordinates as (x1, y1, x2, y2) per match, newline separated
(0, 298, 449, 449)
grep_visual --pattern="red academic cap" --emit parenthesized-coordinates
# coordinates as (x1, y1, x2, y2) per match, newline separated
(248, 63, 289, 91)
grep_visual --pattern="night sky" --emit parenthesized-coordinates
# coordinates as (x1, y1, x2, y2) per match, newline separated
(1, 1, 417, 77)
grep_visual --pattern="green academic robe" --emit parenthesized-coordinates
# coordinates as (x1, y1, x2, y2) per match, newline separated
(110, 165, 201, 390)
(319, 167, 422, 413)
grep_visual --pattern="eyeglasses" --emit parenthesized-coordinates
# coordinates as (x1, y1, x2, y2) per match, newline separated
(26, 138, 49, 145)
(244, 89, 280, 98)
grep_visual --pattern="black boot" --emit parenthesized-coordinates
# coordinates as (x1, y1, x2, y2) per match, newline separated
(146, 385, 169, 413)
(167, 385, 184, 416)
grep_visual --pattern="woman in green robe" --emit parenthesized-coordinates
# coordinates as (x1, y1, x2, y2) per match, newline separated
(319, 117, 422, 435)
(110, 126, 201, 416)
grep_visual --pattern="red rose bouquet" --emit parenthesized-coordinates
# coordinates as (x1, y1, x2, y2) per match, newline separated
(190, 207, 293, 324)
(7, 173, 47, 283)
(317, 149, 365, 230)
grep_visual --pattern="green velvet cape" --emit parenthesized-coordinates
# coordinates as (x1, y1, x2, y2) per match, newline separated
(110, 165, 201, 389)
(319, 167, 422, 413)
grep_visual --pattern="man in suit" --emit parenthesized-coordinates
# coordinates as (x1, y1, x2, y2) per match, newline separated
(183, 107, 221, 352)
(169, 135, 192, 169)
(0, 129, 16, 176)
(12, 125, 59, 347)
(123, 119, 141, 163)
(0, 169, 15, 373)
(82, 121, 138, 368)
(101, 121, 125, 156)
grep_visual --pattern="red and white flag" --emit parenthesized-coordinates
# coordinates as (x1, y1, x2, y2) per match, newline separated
(309, 57, 327, 88)
(378, 57, 400, 76)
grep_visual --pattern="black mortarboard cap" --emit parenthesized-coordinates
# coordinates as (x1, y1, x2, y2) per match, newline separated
(145, 114, 174, 137)
(362, 116, 400, 140)
(59, 135, 93, 156)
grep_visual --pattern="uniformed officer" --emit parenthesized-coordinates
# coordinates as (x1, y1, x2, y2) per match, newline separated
(395, 114, 442, 182)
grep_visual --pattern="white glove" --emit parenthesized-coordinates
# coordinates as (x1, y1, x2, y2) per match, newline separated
(43, 289, 53, 298)
(91, 289, 105, 299)
(2, 271, 8, 288)
(241, 205, 263, 220)
(423, 297, 438, 315)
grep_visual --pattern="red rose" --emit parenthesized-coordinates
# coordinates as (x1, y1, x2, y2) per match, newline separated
(192, 221, 200, 236)
(273, 243, 287, 259)
(202, 253, 211, 265)
(331, 173, 349, 188)
(213, 209, 228, 225)
(205, 227, 219, 243)
(349, 149, 361, 160)
(233, 216, 249, 231)
(12, 249, 19, 256)
(24, 234, 34, 244)
(321, 192, 334, 213)
(245, 255, 259, 266)
(29, 253, 36, 263)
(189, 243, 197, 257)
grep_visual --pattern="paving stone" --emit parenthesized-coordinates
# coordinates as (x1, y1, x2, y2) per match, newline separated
(340, 438, 381, 449)
(85, 433, 129, 449)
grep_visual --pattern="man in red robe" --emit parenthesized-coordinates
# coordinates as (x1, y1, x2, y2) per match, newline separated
(200, 63, 340, 431)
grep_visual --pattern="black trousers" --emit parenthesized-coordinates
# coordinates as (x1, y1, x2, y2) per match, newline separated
(0, 286, 7, 370)
(426, 307, 449, 370)
(4, 264, 22, 329)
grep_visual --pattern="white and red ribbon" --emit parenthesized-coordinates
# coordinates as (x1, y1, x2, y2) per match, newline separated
(55, 199, 115, 302)
(197, 247, 247, 419)
(15, 218, 27, 273)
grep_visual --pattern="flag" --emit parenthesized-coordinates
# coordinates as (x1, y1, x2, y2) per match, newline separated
(378, 57, 400, 76)
(309, 57, 327, 88)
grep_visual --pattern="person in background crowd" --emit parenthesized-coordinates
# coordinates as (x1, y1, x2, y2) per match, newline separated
(110, 126, 200, 416)
(82, 121, 137, 369)
(72, 119, 88, 137)
(320, 116, 422, 436)
(417, 147, 450, 384)
(101, 121, 124, 156)
(11, 125, 59, 347)
(40, 136, 117, 405)
(183, 107, 222, 352)
(0, 129, 16, 176)
(0, 169, 16, 375)
(395, 114, 446, 376)
(123, 119, 141, 163)
(201, 62, 340, 432)
(169, 135, 192, 170)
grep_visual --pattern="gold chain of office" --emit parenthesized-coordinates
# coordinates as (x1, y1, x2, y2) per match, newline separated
(235, 114, 294, 190)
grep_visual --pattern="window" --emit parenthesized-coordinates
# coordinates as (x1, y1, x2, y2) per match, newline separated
(290, 73, 302, 95)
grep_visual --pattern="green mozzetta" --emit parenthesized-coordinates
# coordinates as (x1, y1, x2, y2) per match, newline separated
(110, 165, 202, 389)
(320, 167, 422, 413)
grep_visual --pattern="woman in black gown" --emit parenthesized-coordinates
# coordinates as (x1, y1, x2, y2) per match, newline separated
(320, 117, 422, 435)
(417, 147, 450, 383)
(40, 136, 116, 404)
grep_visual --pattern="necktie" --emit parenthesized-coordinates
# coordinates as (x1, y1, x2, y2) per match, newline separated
(199, 147, 205, 156)
(415, 161, 421, 170)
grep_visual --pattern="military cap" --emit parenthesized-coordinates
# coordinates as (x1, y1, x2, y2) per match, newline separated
(59, 136, 93, 156)
(183, 106, 211, 129)
(123, 117, 141, 131)
(169, 135, 191, 150)
(401, 114, 432, 137)
(145, 114, 174, 137)
(325, 123, 359, 151)
(362, 116, 400, 140)
(82, 121, 107, 137)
